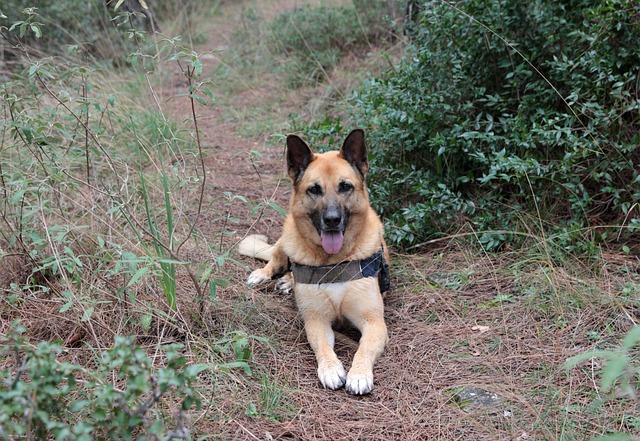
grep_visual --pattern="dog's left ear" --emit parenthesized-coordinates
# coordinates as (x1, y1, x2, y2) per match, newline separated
(339, 129, 368, 178)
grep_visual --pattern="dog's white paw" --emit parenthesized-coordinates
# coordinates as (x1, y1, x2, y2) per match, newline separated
(246, 269, 271, 287)
(345, 371, 374, 395)
(275, 274, 293, 294)
(317, 361, 346, 390)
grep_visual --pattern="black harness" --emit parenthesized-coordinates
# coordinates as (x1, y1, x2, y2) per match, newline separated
(289, 248, 391, 292)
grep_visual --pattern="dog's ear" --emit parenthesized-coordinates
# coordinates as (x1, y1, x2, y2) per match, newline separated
(287, 135, 314, 182)
(339, 129, 368, 178)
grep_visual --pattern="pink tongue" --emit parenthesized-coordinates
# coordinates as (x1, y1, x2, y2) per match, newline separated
(321, 231, 344, 254)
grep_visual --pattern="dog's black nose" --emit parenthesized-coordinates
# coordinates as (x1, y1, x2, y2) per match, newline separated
(323, 207, 342, 229)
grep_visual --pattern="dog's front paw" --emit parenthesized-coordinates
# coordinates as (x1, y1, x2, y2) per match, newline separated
(275, 273, 294, 294)
(246, 268, 271, 287)
(345, 371, 374, 395)
(317, 361, 346, 390)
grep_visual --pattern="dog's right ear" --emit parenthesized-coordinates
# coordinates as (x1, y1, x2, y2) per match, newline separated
(287, 135, 314, 183)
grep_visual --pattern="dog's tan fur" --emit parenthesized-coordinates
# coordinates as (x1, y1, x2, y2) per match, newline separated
(239, 130, 388, 395)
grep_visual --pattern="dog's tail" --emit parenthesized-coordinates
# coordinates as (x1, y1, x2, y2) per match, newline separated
(237, 234, 274, 261)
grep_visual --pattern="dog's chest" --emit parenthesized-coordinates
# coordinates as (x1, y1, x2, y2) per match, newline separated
(322, 283, 349, 309)
(293, 277, 378, 320)
(294, 282, 349, 318)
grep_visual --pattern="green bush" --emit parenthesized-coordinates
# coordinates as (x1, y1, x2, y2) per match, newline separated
(338, 0, 639, 250)
(0, 326, 204, 440)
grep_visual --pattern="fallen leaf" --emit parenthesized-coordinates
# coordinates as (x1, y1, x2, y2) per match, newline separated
(472, 325, 490, 333)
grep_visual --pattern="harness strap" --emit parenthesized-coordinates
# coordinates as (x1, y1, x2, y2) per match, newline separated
(291, 260, 362, 284)
(290, 248, 389, 291)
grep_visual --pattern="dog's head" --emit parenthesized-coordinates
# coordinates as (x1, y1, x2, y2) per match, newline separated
(286, 129, 369, 255)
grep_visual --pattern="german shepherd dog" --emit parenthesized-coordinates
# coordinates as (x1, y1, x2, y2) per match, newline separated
(238, 129, 389, 395)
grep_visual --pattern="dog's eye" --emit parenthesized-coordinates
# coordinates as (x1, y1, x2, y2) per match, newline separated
(338, 181, 354, 193)
(307, 184, 323, 196)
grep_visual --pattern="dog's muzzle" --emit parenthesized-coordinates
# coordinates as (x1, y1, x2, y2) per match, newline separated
(314, 204, 348, 255)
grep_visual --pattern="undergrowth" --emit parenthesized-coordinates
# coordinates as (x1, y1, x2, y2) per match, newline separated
(265, 1, 397, 87)
(0, 4, 263, 438)
(0, 1, 216, 66)
(298, 0, 640, 254)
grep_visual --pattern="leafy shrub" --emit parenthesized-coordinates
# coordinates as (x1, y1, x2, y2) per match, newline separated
(335, 0, 640, 250)
(0, 325, 205, 440)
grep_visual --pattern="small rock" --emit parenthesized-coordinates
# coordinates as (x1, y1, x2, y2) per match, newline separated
(448, 386, 502, 410)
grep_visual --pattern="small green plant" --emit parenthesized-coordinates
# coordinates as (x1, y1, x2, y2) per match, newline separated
(212, 331, 270, 376)
(132, 138, 180, 310)
(245, 374, 291, 422)
(566, 326, 640, 402)
(565, 326, 640, 440)
(479, 293, 517, 308)
(7, 7, 43, 39)
(0, 325, 207, 440)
